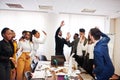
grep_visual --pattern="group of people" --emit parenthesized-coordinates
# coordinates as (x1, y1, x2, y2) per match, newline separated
(55, 21, 115, 80)
(0, 28, 47, 80)
(0, 20, 115, 80)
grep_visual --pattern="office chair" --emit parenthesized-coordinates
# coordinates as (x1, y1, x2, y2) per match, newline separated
(39, 55, 47, 61)
(25, 71, 32, 80)
(31, 60, 38, 73)
(30, 55, 47, 72)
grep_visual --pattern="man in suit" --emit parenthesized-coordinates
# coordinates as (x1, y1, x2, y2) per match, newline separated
(68, 28, 88, 67)
(89, 28, 114, 80)
(55, 21, 70, 60)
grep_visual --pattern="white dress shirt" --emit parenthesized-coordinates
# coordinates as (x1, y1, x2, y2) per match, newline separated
(87, 44, 94, 59)
(87, 40, 99, 59)
(32, 34, 46, 59)
(18, 39, 33, 52)
(32, 35, 46, 51)
(77, 39, 88, 56)
(17, 39, 33, 59)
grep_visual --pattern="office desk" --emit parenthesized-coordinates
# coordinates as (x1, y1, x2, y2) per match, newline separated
(31, 61, 94, 80)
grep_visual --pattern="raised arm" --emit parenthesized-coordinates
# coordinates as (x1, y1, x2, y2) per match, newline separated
(55, 27, 61, 38)
(33, 31, 47, 44)
(95, 27, 110, 44)
(42, 30, 47, 36)
(55, 21, 64, 38)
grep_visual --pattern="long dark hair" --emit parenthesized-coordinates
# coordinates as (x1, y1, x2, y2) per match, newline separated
(29, 31, 32, 42)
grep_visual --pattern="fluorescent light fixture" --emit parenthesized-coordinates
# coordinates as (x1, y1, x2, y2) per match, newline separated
(39, 5, 53, 10)
(6, 3, 23, 8)
(81, 8, 96, 13)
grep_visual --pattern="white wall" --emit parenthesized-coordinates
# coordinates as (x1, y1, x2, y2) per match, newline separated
(112, 18, 120, 75)
(0, 10, 109, 60)
(0, 10, 59, 60)
(1, 10, 119, 74)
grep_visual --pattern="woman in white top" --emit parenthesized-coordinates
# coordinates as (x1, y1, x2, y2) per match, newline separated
(17, 31, 33, 80)
(31, 29, 47, 60)
(82, 35, 94, 77)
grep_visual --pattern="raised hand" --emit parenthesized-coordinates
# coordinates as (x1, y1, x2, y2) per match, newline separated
(42, 30, 47, 35)
(60, 20, 65, 27)
(66, 32, 71, 41)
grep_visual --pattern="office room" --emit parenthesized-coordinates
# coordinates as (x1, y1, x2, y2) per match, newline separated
(0, 0, 120, 80)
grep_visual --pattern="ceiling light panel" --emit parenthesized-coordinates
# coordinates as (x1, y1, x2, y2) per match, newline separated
(6, 3, 23, 8)
(39, 5, 53, 10)
(81, 8, 96, 13)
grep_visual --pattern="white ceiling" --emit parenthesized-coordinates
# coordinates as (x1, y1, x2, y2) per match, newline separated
(0, 0, 120, 18)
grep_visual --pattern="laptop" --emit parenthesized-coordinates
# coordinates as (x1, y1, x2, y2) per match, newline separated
(51, 55, 65, 66)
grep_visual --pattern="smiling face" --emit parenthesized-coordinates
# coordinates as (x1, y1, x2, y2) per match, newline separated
(2, 29, 13, 41)
(24, 32, 31, 40)
(34, 31, 40, 38)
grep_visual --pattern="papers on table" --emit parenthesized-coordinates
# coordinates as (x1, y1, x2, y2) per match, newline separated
(32, 69, 52, 78)
(32, 70, 45, 78)
(33, 61, 82, 79)
(33, 61, 52, 79)
(35, 61, 50, 71)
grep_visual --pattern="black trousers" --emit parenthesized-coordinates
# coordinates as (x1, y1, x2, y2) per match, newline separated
(82, 53, 94, 77)
(74, 55, 84, 67)
(73, 51, 86, 67)
(83, 59, 94, 77)
(0, 62, 11, 80)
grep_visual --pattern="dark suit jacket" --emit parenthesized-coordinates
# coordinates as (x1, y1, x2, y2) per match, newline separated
(67, 38, 79, 55)
(93, 33, 114, 80)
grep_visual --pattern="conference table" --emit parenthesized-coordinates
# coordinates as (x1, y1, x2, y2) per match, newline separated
(31, 61, 94, 80)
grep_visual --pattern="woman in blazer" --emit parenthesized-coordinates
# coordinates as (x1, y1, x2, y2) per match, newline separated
(0, 27, 14, 80)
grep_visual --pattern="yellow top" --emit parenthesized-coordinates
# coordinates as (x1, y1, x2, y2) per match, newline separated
(12, 40, 18, 68)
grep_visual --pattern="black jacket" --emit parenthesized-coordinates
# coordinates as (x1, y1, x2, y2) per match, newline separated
(0, 39, 14, 62)
(55, 27, 68, 55)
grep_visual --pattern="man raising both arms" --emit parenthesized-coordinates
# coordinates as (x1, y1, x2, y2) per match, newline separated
(55, 21, 70, 61)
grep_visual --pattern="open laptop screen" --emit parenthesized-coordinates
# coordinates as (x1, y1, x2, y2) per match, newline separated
(51, 55, 65, 66)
